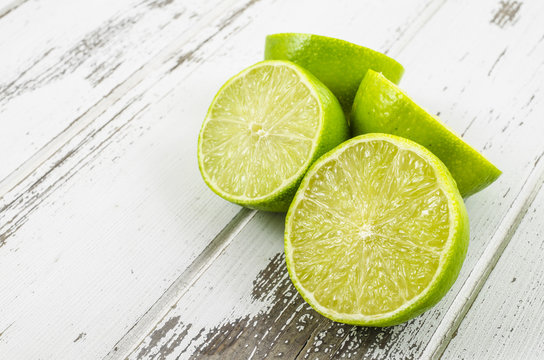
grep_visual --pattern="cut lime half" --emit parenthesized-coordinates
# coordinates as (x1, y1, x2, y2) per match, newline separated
(285, 134, 469, 326)
(198, 60, 348, 212)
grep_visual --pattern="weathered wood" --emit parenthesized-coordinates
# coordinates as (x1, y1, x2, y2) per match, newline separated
(421, 153, 544, 359)
(128, 212, 307, 359)
(0, 0, 264, 358)
(0, 0, 248, 182)
(0, 0, 256, 249)
(1, 0, 543, 358)
(443, 180, 544, 359)
(126, 0, 544, 358)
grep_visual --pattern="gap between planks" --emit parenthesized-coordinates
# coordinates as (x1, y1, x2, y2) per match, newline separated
(102, 0, 452, 358)
(384, 0, 447, 56)
(103, 208, 257, 360)
(423, 153, 544, 360)
(0, 0, 27, 21)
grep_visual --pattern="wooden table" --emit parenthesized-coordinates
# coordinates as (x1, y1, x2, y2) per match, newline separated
(1, 0, 542, 358)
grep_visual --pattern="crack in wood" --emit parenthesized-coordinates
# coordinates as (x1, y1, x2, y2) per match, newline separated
(0, 322, 14, 339)
(383, 0, 448, 56)
(488, 48, 507, 77)
(147, 0, 174, 9)
(128, 252, 323, 359)
(0, 47, 55, 100)
(135, 316, 185, 358)
(461, 116, 478, 137)
(125, 251, 425, 359)
(104, 208, 257, 359)
(168, 0, 262, 74)
(85, 61, 124, 87)
(0, 0, 28, 21)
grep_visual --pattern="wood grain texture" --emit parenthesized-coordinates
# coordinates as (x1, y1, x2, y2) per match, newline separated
(443, 180, 544, 359)
(0, 0, 249, 183)
(0, 0, 257, 249)
(128, 212, 299, 359)
(0, 0, 264, 358)
(127, 0, 544, 358)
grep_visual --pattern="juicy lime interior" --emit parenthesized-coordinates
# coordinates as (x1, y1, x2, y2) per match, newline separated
(288, 139, 451, 316)
(199, 63, 320, 200)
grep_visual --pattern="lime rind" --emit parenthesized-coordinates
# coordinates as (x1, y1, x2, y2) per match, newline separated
(265, 33, 404, 113)
(284, 133, 469, 326)
(351, 70, 501, 197)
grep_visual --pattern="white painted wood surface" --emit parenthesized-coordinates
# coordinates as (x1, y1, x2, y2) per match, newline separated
(443, 176, 544, 359)
(0, 0, 543, 359)
(0, 0, 252, 184)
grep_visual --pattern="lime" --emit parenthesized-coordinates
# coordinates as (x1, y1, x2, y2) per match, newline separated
(351, 70, 501, 197)
(264, 33, 404, 113)
(285, 134, 469, 326)
(198, 60, 348, 212)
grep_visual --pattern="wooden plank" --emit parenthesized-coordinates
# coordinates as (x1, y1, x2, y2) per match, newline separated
(0, 0, 248, 183)
(127, 212, 295, 359)
(442, 179, 544, 359)
(0, 0, 27, 18)
(0, 0, 261, 244)
(0, 0, 265, 358)
(126, 0, 544, 358)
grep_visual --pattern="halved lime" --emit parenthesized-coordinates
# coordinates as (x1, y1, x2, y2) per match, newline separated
(351, 70, 501, 197)
(198, 60, 348, 212)
(285, 134, 469, 326)
(265, 33, 404, 113)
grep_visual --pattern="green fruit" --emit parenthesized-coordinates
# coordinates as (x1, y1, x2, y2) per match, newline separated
(351, 70, 501, 197)
(264, 33, 404, 113)
(198, 60, 348, 212)
(285, 133, 469, 326)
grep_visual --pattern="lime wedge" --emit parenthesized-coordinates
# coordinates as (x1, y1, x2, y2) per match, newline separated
(265, 33, 404, 113)
(198, 60, 348, 212)
(351, 70, 501, 197)
(285, 134, 469, 326)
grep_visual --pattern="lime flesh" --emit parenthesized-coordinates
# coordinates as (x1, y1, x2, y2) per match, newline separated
(198, 60, 348, 212)
(351, 70, 501, 197)
(285, 134, 469, 326)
